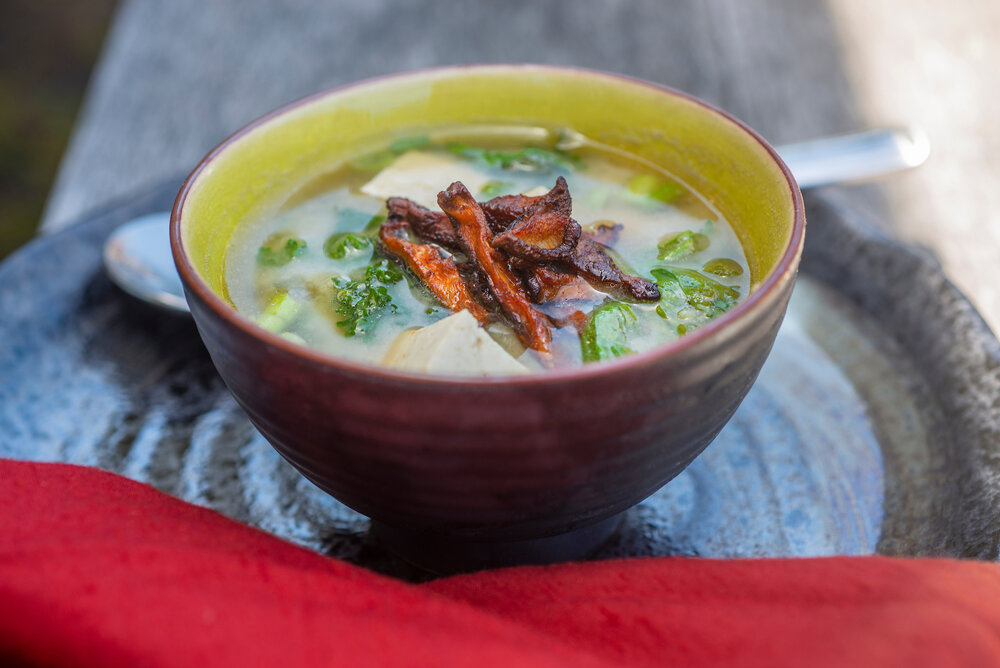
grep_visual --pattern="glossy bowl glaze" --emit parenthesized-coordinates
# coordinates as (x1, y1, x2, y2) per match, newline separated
(171, 65, 805, 572)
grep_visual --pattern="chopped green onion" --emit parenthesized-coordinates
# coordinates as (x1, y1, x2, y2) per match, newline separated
(256, 292, 301, 333)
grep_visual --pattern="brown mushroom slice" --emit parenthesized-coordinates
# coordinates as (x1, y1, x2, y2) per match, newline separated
(493, 211, 581, 262)
(562, 236, 661, 302)
(456, 262, 501, 313)
(481, 175, 573, 234)
(386, 197, 460, 250)
(480, 194, 543, 233)
(438, 182, 553, 352)
(379, 218, 491, 325)
(522, 264, 591, 303)
(582, 221, 623, 246)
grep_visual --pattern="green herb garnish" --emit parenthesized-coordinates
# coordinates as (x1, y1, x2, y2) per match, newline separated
(480, 180, 515, 198)
(657, 230, 710, 261)
(324, 232, 372, 259)
(651, 267, 739, 320)
(702, 258, 744, 277)
(257, 234, 307, 267)
(332, 260, 404, 337)
(580, 302, 637, 363)
(627, 174, 684, 203)
(447, 144, 580, 172)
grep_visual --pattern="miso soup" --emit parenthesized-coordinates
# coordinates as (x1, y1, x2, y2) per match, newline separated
(225, 126, 750, 375)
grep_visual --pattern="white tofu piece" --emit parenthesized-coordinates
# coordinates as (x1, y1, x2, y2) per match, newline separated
(360, 151, 491, 209)
(382, 310, 529, 376)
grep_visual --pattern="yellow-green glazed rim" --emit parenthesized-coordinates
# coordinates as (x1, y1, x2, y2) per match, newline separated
(172, 65, 804, 382)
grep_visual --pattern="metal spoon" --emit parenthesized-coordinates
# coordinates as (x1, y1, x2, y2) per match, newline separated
(103, 127, 930, 314)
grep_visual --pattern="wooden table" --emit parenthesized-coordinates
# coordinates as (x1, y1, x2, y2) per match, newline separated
(41, 0, 1000, 333)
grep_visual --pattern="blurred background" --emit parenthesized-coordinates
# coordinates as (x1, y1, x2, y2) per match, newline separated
(2, 0, 999, 332)
(0, 0, 117, 259)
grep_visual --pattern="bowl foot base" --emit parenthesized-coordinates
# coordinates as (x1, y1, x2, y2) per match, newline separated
(370, 512, 625, 575)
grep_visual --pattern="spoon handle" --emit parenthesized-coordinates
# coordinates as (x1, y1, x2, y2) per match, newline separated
(775, 127, 930, 189)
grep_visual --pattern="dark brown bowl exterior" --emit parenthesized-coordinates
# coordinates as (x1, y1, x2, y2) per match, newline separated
(182, 266, 796, 543)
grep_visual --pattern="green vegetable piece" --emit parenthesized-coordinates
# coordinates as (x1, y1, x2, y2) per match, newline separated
(702, 258, 744, 277)
(323, 232, 372, 259)
(651, 267, 739, 318)
(257, 234, 307, 267)
(580, 302, 637, 363)
(256, 292, 301, 333)
(349, 135, 431, 172)
(628, 174, 685, 203)
(447, 144, 579, 173)
(349, 149, 397, 172)
(331, 260, 403, 337)
(652, 269, 688, 320)
(650, 181, 685, 203)
(366, 259, 403, 285)
(657, 230, 710, 261)
(480, 180, 515, 198)
(388, 135, 430, 153)
(676, 323, 697, 336)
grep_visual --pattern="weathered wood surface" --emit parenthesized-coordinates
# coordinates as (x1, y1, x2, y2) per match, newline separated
(41, 0, 1000, 332)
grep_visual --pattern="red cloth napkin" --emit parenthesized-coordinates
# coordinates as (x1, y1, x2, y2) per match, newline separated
(2, 459, 999, 667)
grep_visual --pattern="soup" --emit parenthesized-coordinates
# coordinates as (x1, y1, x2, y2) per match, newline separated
(225, 126, 750, 375)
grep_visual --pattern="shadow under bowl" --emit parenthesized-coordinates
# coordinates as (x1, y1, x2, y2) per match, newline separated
(171, 65, 805, 573)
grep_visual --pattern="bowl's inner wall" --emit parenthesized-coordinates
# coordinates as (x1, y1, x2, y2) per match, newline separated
(179, 67, 795, 303)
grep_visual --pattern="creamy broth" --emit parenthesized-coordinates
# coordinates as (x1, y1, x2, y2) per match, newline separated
(226, 127, 750, 374)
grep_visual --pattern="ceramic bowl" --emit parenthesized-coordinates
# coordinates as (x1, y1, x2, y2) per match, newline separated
(171, 65, 805, 573)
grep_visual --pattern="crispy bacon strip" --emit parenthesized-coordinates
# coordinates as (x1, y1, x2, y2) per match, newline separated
(378, 218, 491, 324)
(561, 236, 660, 302)
(386, 197, 460, 250)
(438, 182, 552, 352)
(492, 177, 581, 262)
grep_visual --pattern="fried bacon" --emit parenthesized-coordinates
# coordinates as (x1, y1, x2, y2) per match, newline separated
(378, 217, 491, 325)
(492, 177, 581, 262)
(438, 182, 553, 352)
